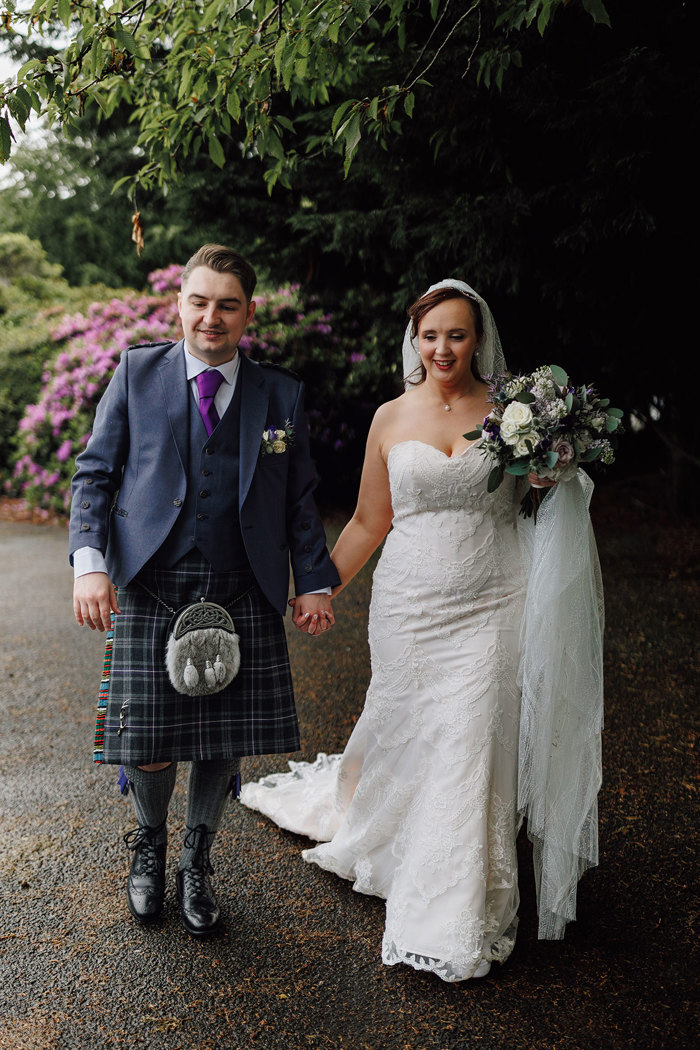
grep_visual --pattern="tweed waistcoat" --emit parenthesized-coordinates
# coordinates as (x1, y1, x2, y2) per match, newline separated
(151, 375, 250, 571)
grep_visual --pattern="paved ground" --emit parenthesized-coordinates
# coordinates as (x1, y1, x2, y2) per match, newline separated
(0, 490, 697, 1050)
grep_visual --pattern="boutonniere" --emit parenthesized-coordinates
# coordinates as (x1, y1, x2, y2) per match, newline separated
(261, 420, 294, 457)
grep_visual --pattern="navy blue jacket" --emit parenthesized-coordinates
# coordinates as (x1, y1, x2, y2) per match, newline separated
(69, 340, 339, 614)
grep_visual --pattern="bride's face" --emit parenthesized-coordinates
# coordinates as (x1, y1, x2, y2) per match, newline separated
(417, 298, 480, 386)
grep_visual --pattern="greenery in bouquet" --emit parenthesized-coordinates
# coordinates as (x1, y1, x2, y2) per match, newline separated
(465, 365, 623, 517)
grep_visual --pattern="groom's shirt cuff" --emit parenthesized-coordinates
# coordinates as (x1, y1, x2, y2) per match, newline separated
(74, 545, 108, 578)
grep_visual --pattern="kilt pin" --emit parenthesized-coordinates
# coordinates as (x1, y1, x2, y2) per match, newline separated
(69, 335, 339, 933)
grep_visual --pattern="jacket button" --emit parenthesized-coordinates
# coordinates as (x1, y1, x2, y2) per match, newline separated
(173, 498, 183, 506)
(81, 523, 90, 531)
(197, 513, 207, 521)
(202, 469, 212, 477)
(305, 563, 312, 572)
(85, 478, 93, 485)
(205, 448, 215, 455)
(279, 543, 287, 550)
(302, 521, 311, 530)
(304, 544, 312, 553)
(199, 490, 209, 498)
(81, 501, 91, 509)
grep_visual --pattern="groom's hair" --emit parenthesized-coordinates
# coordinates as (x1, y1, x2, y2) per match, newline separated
(181, 244, 257, 303)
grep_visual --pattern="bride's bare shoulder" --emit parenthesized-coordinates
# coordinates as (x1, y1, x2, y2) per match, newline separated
(372, 390, 418, 427)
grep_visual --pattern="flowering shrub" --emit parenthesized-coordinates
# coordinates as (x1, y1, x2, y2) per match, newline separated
(8, 268, 182, 513)
(7, 267, 393, 514)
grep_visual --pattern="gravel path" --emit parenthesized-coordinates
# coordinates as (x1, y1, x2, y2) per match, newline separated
(0, 499, 696, 1050)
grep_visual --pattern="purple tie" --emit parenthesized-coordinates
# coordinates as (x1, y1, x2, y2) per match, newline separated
(196, 370, 224, 436)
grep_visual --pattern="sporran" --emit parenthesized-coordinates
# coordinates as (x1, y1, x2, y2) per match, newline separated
(138, 584, 252, 697)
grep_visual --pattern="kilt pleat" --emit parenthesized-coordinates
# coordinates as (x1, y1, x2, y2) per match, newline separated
(96, 552, 298, 765)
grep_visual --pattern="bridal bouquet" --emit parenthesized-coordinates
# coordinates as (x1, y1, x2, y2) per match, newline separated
(465, 364, 623, 517)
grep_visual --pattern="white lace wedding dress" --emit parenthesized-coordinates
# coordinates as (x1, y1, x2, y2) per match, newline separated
(240, 439, 527, 981)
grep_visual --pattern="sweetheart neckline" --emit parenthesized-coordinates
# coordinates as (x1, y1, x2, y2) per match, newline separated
(387, 439, 481, 463)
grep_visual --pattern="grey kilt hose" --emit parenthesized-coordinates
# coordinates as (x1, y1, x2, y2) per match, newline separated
(99, 551, 299, 766)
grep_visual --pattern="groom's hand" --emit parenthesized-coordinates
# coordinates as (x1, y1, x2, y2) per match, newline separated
(290, 594, 335, 635)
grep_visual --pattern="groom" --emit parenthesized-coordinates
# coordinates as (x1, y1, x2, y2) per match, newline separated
(69, 243, 339, 935)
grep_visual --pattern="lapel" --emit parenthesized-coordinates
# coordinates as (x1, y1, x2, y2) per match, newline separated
(238, 353, 269, 505)
(158, 339, 189, 472)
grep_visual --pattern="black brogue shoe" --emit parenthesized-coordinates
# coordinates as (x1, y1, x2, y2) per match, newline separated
(176, 824, 220, 937)
(123, 822, 167, 924)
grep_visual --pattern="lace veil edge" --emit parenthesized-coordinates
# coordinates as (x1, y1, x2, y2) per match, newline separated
(517, 470, 605, 940)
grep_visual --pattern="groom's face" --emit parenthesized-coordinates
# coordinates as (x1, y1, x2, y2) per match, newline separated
(178, 266, 256, 365)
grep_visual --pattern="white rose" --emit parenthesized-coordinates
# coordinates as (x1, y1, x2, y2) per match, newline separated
(514, 433, 538, 457)
(500, 418, 519, 444)
(501, 401, 534, 429)
(272, 439, 287, 453)
(276, 429, 286, 439)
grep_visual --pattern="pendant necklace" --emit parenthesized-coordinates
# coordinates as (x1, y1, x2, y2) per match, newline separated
(441, 392, 468, 412)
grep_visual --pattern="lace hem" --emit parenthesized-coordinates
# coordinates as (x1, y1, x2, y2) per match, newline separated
(381, 926, 517, 983)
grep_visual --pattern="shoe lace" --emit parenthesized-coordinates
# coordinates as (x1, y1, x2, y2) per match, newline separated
(182, 823, 215, 891)
(123, 820, 166, 876)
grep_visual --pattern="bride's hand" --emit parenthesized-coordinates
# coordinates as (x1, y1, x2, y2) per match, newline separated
(528, 473, 557, 489)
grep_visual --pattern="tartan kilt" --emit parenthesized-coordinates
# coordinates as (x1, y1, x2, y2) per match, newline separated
(95, 551, 299, 765)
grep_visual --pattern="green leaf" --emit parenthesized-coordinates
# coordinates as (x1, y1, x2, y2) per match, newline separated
(581, 0, 612, 28)
(605, 416, 619, 433)
(549, 364, 569, 387)
(598, 398, 610, 408)
(607, 407, 624, 418)
(579, 447, 603, 462)
(17, 58, 42, 81)
(208, 134, 225, 168)
(463, 429, 482, 441)
(332, 99, 355, 136)
(487, 466, 505, 492)
(368, 97, 378, 121)
(0, 116, 12, 162)
(110, 174, 134, 194)
(328, 20, 339, 44)
(515, 391, 536, 404)
(564, 392, 573, 412)
(546, 451, 559, 468)
(276, 115, 295, 132)
(343, 112, 362, 156)
(114, 28, 138, 55)
(226, 90, 241, 121)
(57, 0, 72, 30)
(273, 33, 286, 77)
(403, 91, 414, 118)
(505, 462, 531, 476)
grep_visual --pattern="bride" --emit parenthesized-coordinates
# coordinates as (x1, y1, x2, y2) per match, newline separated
(240, 280, 603, 982)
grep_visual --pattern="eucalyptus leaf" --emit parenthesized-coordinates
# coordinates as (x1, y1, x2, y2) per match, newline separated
(579, 447, 603, 462)
(546, 450, 559, 468)
(564, 392, 573, 411)
(607, 407, 624, 418)
(505, 462, 531, 476)
(463, 428, 482, 440)
(487, 466, 504, 492)
(605, 416, 619, 433)
(515, 391, 536, 404)
(549, 364, 569, 387)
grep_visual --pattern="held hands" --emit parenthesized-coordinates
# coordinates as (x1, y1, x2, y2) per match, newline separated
(73, 571, 121, 631)
(288, 594, 335, 636)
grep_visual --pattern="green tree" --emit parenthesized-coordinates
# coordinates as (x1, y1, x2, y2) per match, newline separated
(1, 0, 609, 190)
